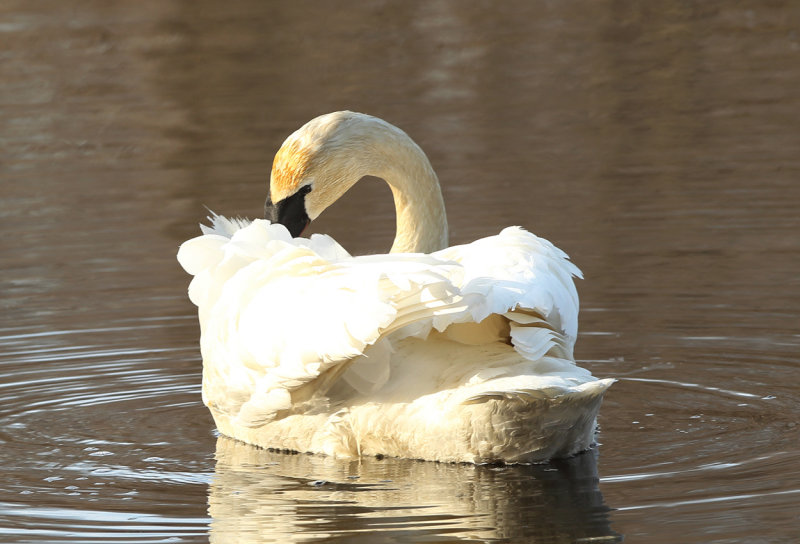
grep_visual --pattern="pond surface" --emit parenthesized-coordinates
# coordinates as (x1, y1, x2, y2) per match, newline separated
(2, 1, 798, 542)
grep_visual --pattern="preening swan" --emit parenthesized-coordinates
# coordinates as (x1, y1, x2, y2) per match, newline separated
(178, 111, 613, 463)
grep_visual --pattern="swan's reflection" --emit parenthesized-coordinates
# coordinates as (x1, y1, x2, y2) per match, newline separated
(208, 436, 621, 543)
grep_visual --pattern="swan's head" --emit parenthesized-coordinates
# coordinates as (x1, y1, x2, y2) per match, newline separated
(265, 111, 399, 236)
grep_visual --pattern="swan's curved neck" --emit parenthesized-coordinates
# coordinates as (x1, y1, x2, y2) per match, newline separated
(376, 132, 448, 254)
(275, 113, 449, 253)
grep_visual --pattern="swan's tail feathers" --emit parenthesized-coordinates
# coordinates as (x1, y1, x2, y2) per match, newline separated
(461, 378, 614, 463)
(462, 378, 614, 405)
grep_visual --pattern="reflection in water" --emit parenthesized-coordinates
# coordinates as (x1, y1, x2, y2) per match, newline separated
(209, 437, 620, 543)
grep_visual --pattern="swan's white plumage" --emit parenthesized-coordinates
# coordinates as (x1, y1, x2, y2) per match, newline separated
(179, 214, 613, 463)
(179, 111, 612, 463)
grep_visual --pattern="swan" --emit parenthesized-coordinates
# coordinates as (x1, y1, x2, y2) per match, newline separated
(178, 111, 613, 464)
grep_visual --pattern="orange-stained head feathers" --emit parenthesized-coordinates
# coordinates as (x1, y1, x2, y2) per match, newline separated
(269, 134, 314, 204)
(268, 111, 369, 220)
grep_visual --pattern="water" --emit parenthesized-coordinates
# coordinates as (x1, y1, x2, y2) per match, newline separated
(2, 1, 798, 542)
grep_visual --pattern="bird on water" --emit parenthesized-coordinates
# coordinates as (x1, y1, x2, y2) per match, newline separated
(178, 111, 613, 463)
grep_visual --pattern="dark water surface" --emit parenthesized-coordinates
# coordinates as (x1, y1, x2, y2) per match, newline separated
(2, 1, 798, 542)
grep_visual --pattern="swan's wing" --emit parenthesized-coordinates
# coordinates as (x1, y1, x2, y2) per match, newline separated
(179, 219, 587, 428)
(434, 226, 582, 360)
(178, 218, 465, 427)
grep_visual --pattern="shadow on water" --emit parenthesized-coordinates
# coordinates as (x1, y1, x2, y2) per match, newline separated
(209, 437, 621, 543)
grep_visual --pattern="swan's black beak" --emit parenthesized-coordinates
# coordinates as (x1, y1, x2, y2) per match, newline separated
(264, 185, 312, 237)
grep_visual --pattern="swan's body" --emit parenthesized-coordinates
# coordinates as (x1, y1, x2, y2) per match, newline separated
(178, 111, 613, 463)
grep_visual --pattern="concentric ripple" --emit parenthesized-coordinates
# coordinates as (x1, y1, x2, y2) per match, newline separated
(0, 317, 216, 543)
(582, 332, 800, 540)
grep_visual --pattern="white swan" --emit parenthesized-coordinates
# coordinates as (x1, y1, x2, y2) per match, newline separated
(178, 111, 613, 463)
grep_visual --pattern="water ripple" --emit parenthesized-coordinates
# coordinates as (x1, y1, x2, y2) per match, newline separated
(0, 318, 215, 542)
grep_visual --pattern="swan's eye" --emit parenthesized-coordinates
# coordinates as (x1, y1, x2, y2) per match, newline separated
(265, 185, 312, 237)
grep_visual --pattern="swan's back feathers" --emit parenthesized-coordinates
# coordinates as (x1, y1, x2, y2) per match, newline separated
(178, 217, 587, 430)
